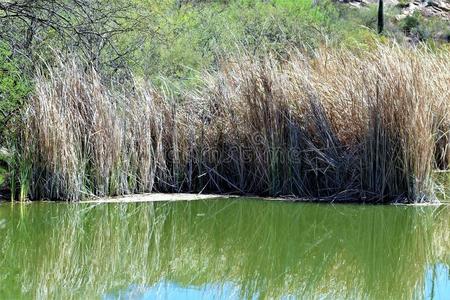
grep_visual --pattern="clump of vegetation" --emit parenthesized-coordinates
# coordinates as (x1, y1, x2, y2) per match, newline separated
(397, 12, 450, 42)
(0, 43, 31, 199)
(0, 168, 5, 187)
(1, 0, 449, 202)
(0, 42, 31, 144)
(399, 13, 422, 34)
(0, 148, 10, 193)
(395, 0, 410, 9)
(19, 44, 449, 203)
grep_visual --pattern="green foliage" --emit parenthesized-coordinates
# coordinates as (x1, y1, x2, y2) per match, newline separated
(122, 0, 390, 89)
(415, 17, 450, 42)
(127, 0, 333, 82)
(4, 0, 446, 91)
(0, 42, 31, 144)
(395, 0, 410, 8)
(0, 148, 7, 188)
(397, 12, 450, 42)
(0, 167, 5, 187)
(399, 13, 421, 33)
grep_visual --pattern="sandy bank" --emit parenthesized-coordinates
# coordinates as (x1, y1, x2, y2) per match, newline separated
(79, 193, 234, 204)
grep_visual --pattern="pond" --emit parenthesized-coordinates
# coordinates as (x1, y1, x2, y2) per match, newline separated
(0, 199, 449, 299)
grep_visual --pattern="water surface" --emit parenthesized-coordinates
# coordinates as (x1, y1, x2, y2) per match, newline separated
(0, 199, 449, 299)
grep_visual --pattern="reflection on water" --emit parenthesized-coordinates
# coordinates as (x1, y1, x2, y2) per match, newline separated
(425, 264, 450, 299)
(0, 199, 449, 299)
(104, 282, 246, 300)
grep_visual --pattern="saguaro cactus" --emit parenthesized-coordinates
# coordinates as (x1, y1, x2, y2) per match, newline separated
(378, 0, 384, 34)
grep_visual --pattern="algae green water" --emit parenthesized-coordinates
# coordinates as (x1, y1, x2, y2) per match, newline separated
(0, 199, 449, 299)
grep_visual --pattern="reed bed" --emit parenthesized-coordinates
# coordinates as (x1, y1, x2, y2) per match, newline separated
(20, 44, 450, 202)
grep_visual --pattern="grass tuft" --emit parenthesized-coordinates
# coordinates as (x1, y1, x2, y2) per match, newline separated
(19, 44, 450, 202)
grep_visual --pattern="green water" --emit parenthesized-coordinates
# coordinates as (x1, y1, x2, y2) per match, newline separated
(0, 199, 449, 299)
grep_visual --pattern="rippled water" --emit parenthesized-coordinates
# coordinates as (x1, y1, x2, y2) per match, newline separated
(0, 199, 449, 299)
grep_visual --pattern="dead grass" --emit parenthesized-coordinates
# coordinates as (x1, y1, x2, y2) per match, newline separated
(19, 44, 450, 202)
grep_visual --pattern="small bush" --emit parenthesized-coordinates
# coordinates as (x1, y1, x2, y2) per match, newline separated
(0, 42, 31, 145)
(395, 0, 410, 9)
(399, 13, 421, 33)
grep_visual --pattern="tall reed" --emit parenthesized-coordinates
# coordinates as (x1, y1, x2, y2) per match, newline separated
(22, 61, 181, 200)
(20, 44, 449, 202)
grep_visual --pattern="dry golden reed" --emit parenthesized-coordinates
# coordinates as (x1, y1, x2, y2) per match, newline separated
(21, 44, 449, 202)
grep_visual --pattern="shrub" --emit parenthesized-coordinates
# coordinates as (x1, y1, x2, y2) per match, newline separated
(399, 13, 421, 33)
(0, 43, 31, 145)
